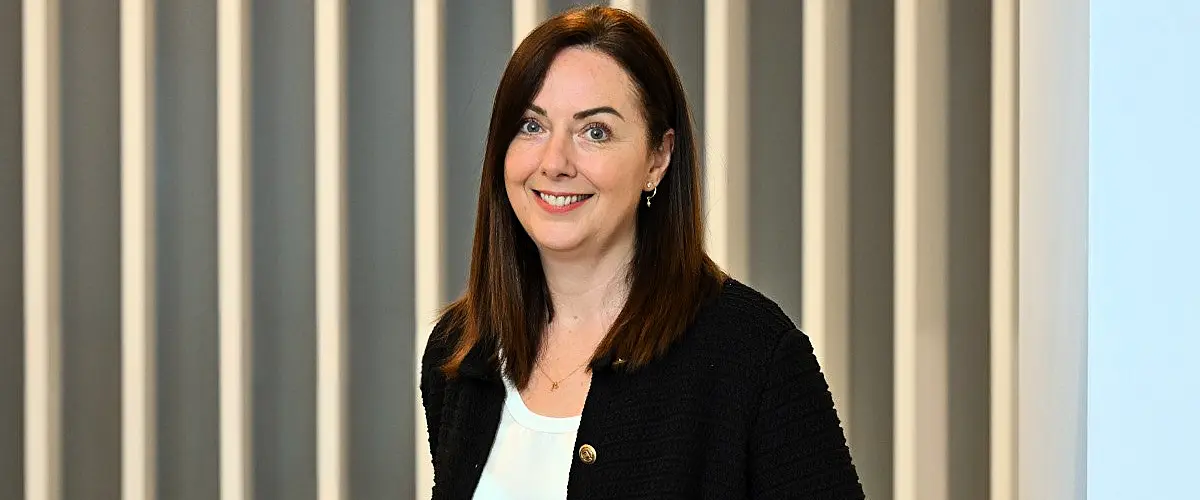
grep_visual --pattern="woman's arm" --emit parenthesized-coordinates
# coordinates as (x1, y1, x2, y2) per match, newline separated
(419, 326, 448, 462)
(748, 328, 865, 499)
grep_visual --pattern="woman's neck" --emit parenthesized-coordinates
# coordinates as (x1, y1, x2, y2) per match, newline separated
(539, 233, 635, 332)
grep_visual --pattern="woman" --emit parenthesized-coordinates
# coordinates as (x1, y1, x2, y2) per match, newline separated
(421, 6, 863, 499)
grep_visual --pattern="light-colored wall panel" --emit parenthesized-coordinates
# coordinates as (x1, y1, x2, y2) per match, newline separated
(749, 0, 803, 325)
(608, 0, 648, 18)
(894, 1, 950, 499)
(217, 0, 253, 498)
(251, 1, 318, 499)
(413, 0, 444, 497)
(1016, 1, 1089, 498)
(60, 0, 122, 496)
(990, 1, 1018, 498)
(802, 0, 850, 410)
(846, 1, 896, 498)
(945, 2, 992, 498)
(443, 0, 511, 303)
(895, 2, 994, 500)
(23, 0, 63, 498)
(315, 1, 349, 500)
(513, 0, 547, 48)
(157, 0, 220, 498)
(1, 0, 25, 496)
(120, 0, 158, 498)
(548, 0, 592, 16)
(348, 0, 416, 497)
(703, 0, 749, 279)
(647, 0, 704, 157)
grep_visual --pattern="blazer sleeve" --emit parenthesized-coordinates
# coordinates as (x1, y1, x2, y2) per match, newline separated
(748, 328, 865, 499)
(419, 323, 449, 464)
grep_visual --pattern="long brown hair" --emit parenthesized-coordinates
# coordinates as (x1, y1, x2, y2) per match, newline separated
(438, 5, 725, 388)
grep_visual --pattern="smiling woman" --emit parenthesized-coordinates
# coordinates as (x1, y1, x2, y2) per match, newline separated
(419, 6, 863, 499)
(505, 47, 672, 256)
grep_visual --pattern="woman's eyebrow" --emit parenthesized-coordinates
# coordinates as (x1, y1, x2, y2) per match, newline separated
(573, 106, 624, 121)
(527, 104, 625, 121)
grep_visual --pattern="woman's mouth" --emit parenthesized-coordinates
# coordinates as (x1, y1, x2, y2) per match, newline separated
(534, 190, 593, 212)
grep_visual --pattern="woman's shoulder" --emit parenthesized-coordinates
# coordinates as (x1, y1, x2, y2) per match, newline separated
(421, 304, 469, 372)
(703, 278, 798, 334)
(685, 278, 806, 360)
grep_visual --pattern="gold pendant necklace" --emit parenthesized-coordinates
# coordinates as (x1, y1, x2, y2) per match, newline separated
(539, 361, 588, 391)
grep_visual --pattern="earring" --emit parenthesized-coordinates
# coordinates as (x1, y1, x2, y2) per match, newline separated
(645, 182, 657, 207)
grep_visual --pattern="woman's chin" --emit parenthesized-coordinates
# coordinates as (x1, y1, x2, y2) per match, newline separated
(529, 233, 587, 255)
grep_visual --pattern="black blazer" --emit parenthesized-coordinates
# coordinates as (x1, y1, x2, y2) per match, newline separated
(420, 279, 865, 499)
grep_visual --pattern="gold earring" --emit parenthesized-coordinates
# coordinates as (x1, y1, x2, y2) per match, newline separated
(645, 183, 657, 207)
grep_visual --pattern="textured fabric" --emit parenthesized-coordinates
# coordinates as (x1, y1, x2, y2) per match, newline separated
(420, 279, 865, 499)
(473, 376, 580, 499)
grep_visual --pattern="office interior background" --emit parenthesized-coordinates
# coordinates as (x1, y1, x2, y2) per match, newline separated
(0, 0, 1193, 499)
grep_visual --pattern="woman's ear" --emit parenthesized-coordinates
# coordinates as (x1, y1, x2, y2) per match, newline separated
(649, 129, 675, 183)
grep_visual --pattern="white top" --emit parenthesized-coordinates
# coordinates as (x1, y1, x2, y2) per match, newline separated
(473, 376, 581, 500)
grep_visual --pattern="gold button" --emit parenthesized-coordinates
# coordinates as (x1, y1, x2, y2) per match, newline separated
(578, 444, 597, 464)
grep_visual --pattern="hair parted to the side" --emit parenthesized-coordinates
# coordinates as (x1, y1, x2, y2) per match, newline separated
(438, 5, 726, 389)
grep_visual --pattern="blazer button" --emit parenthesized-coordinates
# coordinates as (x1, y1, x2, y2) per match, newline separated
(578, 444, 597, 464)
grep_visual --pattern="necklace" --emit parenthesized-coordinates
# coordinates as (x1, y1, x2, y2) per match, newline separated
(538, 360, 589, 391)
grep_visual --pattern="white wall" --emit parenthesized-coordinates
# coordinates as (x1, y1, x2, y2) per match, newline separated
(1089, 1, 1200, 498)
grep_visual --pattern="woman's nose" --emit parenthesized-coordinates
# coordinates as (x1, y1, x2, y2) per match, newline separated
(539, 133, 576, 178)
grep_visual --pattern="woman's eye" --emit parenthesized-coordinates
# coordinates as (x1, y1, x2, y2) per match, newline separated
(584, 124, 610, 141)
(519, 119, 542, 134)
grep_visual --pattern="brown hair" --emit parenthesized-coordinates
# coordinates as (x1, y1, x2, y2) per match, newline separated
(438, 5, 725, 388)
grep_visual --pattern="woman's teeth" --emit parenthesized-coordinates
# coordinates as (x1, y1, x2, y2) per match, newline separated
(538, 192, 589, 207)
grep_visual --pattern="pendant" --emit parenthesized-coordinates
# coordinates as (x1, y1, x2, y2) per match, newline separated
(550, 382, 560, 391)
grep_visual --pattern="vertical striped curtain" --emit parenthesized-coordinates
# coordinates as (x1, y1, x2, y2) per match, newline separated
(0, 1, 1088, 499)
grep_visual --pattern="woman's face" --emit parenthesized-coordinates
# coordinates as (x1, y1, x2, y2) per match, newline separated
(505, 47, 672, 258)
